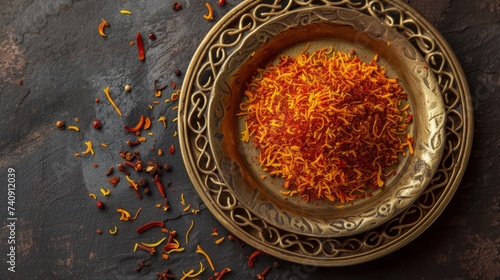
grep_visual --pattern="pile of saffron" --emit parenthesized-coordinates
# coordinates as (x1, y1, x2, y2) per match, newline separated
(238, 48, 413, 203)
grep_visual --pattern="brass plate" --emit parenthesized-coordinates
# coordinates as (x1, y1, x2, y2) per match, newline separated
(179, 0, 473, 266)
(208, 6, 445, 237)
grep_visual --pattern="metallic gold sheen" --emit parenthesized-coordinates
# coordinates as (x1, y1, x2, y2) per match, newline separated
(179, 0, 473, 266)
(209, 6, 444, 237)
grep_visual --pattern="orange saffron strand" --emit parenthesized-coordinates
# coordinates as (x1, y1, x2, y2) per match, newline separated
(239, 48, 412, 202)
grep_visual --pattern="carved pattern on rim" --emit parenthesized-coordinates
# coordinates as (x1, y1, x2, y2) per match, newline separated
(179, 0, 471, 266)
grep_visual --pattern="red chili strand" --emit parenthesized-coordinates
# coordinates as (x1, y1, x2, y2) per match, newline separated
(216, 268, 231, 280)
(247, 250, 261, 267)
(152, 175, 166, 198)
(136, 32, 145, 61)
(136, 221, 164, 233)
(130, 185, 142, 199)
(124, 115, 145, 133)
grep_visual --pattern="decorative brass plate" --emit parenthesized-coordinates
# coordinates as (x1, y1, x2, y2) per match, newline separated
(208, 6, 445, 238)
(179, 0, 473, 266)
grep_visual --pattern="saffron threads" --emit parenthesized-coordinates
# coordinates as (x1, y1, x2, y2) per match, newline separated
(98, 18, 109, 37)
(196, 245, 215, 271)
(103, 87, 123, 116)
(239, 48, 412, 203)
(185, 220, 194, 244)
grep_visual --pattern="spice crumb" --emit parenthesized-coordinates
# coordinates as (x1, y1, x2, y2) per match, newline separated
(215, 237, 225, 244)
(55, 120, 65, 130)
(109, 226, 118, 235)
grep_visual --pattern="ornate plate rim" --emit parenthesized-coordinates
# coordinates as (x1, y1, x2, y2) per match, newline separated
(179, 0, 473, 266)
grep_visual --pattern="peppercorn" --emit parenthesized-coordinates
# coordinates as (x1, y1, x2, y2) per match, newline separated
(163, 164, 171, 171)
(148, 33, 156, 40)
(55, 120, 65, 130)
(137, 177, 147, 188)
(218, 0, 226, 5)
(92, 120, 102, 129)
(96, 201, 105, 209)
(143, 187, 151, 195)
(172, 2, 182, 11)
(95, 98, 100, 103)
(174, 68, 181, 76)
(273, 261, 280, 268)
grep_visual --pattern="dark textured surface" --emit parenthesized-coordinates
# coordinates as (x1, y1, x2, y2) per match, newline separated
(0, 0, 498, 279)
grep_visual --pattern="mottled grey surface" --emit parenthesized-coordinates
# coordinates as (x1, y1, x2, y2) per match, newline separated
(0, 0, 498, 279)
